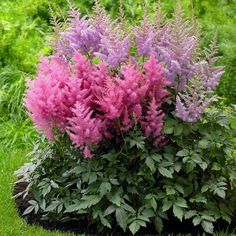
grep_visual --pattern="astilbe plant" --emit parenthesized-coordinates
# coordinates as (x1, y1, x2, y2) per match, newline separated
(19, 1, 236, 235)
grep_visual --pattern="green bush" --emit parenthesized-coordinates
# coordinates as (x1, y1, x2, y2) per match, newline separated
(16, 106, 236, 234)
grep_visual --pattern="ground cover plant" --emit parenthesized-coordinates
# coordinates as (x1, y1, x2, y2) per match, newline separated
(13, 1, 236, 235)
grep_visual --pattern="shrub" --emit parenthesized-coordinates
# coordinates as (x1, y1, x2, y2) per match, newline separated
(16, 1, 236, 235)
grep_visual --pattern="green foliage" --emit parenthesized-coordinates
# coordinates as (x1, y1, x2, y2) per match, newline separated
(16, 106, 236, 235)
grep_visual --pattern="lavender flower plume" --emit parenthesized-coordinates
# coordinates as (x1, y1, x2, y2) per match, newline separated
(95, 22, 130, 68)
(176, 77, 216, 123)
(195, 37, 224, 91)
(133, 12, 157, 56)
(63, 9, 100, 56)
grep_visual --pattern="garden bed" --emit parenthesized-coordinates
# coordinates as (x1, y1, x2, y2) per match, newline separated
(14, 181, 236, 235)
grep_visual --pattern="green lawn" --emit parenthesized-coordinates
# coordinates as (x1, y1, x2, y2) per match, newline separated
(0, 146, 76, 236)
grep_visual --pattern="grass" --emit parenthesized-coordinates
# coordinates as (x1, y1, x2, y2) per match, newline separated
(0, 146, 77, 236)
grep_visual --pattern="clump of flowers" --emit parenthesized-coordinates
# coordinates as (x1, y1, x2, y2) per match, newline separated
(19, 1, 236, 236)
(25, 51, 169, 156)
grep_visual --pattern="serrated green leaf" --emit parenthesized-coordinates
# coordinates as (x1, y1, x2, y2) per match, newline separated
(104, 205, 116, 216)
(201, 185, 209, 193)
(142, 208, 155, 218)
(175, 184, 184, 194)
(158, 167, 173, 178)
(64, 204, 80, 213)
(176, 149, 189, 157)
(190, 195, 207, 204)
(107, 192, 121, 207)
(151, 154, 162, 162)
(145, 156, 155, 172)
(193, 216, 201, 226)
(28, 200, 38, 206)
(166, 186, 176, 195)
(175, 198, 188, 208)
(88, 172, 97, 184)
(174, 162, 181, 172)
(150, 197, 157, 211)
(199, 161, 208, 170)
(99, 182, 112, 196)
(154, 217, 163, 234)
(116, 208, 128, 231)
(192, 154, 202, 164)
(173, 205, 184, 221)
(100, 215, 112, 228)
(122, 203, 136, 213)
(164, 127, 174, 134)
(50, 181, 59, 188)
(215, 189, 226, 199)
(136, 219, 146, 227)
(129, 220, 141, 235)
(110, 178, 119, 185)
(78, 195, 101, 209)
(45, 201, 60, 212)
(185, 210, 197, 219)
(201, 220, 214, 234)
(174, 125, 183, 136)
(201, 215, 215, 222)
(162, 201, 172, 212)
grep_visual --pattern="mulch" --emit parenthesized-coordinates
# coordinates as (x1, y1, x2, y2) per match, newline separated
(13, 182, 236, 235)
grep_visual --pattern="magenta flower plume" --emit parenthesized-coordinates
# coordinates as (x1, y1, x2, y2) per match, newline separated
(67, 102, 103, 158)
(141, 98, 165, 147)
(24, 56, 82, 140)
(143, 55, 170, 102)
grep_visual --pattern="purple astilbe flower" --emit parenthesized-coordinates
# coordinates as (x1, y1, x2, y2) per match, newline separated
(92, 0, 111, 36)
(133, 2, 169, 57)
(195, 38, 224, 91)
(176, 77, 216, 123)
(133, 12, 157, 56)
(158, 2, 197, 89)
(195, 61, 224, 92)
(67, 102, 103, 158)
(92, 1, 131, 68)
(61, 6, 100, 57)
(94, 22, 130, 68)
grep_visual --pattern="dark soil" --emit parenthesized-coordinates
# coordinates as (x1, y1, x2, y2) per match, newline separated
(14, 182, 236, 235)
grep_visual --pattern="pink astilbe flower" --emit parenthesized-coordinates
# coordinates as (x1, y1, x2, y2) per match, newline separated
(67, 102, 103, 158)
(72, 53, 111, 109)
(24, 56, 82, 140)
(141, 56, 170, 146)
(97, 65, 146, 133)
(144, 55, 170, 102)
(141, 98, 165, 146)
